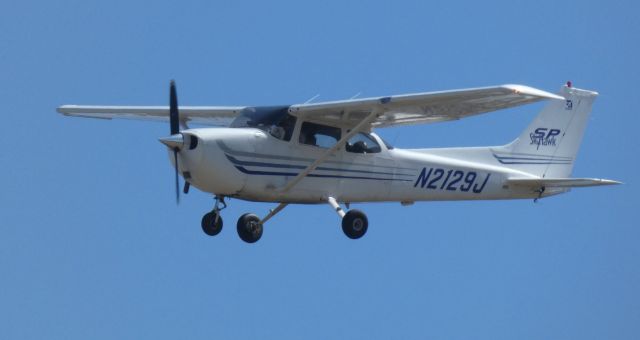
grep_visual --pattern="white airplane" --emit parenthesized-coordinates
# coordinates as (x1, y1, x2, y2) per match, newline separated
(58, 81, 619, 243)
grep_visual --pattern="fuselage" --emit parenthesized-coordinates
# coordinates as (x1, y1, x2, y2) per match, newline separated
(174, 126, 552, 204)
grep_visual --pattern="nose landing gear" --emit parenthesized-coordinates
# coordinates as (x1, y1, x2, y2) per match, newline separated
(201, 211, 223, 236)
(201, 196, 226, 236)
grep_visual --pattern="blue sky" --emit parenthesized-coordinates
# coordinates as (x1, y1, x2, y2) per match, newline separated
(1, 0, 638, 339)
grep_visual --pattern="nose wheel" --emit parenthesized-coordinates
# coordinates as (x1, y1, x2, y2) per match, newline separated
(201, 196, 226, 237)
(201, 211, 223, 236)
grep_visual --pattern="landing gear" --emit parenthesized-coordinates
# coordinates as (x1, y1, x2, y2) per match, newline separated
(237, 213, 263, 243)
(200, 197, 286, 243)
(235, 203, 288, 243)
(199, 196, 372, 242)
(201, 211, 223, 236)
(326, 196, 369, 240)
(342, 209, 368, 239)
(201, 196, 226, 236)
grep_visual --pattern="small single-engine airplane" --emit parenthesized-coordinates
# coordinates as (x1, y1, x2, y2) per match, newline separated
(58, 81, 619, 243)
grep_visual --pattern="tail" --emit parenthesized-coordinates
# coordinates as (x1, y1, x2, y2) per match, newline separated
(492, 84, 598, 178)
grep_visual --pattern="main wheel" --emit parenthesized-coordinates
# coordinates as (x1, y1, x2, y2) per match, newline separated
(342, 209, 368, 239)
(201, 211, 223, 236)
(237, 213, 263, 243)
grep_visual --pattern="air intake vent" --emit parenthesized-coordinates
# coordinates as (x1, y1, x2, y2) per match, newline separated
(189, 135, 198, 150)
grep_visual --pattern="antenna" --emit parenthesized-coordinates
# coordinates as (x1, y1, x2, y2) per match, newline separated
(350, 92, 362, 99)
(304, 94, 320, 104)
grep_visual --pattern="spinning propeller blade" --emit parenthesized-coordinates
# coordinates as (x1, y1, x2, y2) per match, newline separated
(169, 80, 180, 204)
(174, 149, 180, 204)
(169, 80, 179, 135)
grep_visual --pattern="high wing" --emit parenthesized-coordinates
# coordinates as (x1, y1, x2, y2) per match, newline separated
(57, 105, 246, 126)
(288, 84, 564, 129)
(58, 84, 562, 129)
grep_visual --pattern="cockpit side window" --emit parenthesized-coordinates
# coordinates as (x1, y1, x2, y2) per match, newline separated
(346, 132, 381, 154)
(269, 113, 297, 141)
(299, 122, 341, 148)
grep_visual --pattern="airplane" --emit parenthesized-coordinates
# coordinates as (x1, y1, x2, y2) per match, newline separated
(57, 81, 620, 243)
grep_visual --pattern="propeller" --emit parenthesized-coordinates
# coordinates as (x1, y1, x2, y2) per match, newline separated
(169, 80, 179, 135)
(159, 80, 183, 204)
(170, 81, 180, 204)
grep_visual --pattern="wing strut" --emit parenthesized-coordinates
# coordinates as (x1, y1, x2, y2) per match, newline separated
(278, 110, 381, 193)
(258, 203, 289, 225)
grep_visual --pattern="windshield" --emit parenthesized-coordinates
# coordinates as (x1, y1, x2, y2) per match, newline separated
(346, 132, 381, 153)
(230, 106, 297, 141)
(378, 135, 394, 150)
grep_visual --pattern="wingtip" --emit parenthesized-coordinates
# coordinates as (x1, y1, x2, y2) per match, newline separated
(503, 84, 565, 100)
(56, 105, 70, 114)
(591, 178, 623, 186)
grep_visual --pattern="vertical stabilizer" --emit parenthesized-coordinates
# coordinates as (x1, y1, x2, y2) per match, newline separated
(492, 84, 598, 178)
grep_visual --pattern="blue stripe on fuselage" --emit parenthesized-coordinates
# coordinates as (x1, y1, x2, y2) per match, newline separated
(233, 165, 413, 182)
(225, 154, 414, 177)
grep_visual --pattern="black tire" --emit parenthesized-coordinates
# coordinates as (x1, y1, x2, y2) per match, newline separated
(342, 209, 368, 239)
(237, 213, 263, 243)
(201, 211, 223, 236)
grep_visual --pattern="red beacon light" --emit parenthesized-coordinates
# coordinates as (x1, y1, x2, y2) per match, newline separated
(566, 81, 572, 88)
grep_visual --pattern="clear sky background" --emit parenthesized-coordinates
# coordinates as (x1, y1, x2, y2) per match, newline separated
(1, 1, 638, 339)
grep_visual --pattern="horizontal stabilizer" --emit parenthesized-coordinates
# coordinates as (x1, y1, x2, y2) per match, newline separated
(507, 177, 621, 189)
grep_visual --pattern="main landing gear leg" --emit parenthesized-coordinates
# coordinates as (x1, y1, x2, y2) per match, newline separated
(534, 186, 546, 203)
(201, 196, 226, 236)
(327, 197, 368, 239)
(237, 203, 288, 244)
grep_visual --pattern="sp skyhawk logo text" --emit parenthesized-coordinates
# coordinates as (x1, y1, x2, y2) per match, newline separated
(530, 128, 561, 149)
